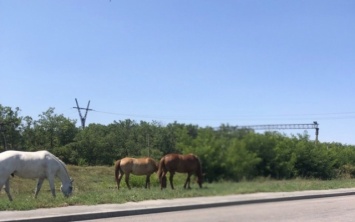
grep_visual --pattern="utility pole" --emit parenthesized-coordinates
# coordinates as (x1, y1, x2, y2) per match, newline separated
(0, 120, 18, 151)
(73, 98, 92, 128)
(146, 133, 150, 157)
(0, 122, 7, 150)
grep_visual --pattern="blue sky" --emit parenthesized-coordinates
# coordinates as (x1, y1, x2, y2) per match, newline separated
(1, 1, 355, 144)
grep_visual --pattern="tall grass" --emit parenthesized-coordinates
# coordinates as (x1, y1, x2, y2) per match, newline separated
(1, 165, 354, 210)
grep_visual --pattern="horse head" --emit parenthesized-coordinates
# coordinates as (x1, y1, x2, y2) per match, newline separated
(193, 154, 203, 188)
(154, 161, 159, 172)
(61, 178, 74, 197)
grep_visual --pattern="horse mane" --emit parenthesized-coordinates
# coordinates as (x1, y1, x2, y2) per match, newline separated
(47, 151, 70, 180)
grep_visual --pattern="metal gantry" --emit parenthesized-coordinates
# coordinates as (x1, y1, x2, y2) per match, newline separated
(239, 121, 319, 143)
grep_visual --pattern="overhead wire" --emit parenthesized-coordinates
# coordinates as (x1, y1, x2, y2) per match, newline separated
(89, 109, 355, 122)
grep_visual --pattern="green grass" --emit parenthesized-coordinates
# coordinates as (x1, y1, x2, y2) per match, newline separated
(1, 165, 355, 210)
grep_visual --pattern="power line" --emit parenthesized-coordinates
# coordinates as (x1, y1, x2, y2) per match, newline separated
(91, 109, 355, 122)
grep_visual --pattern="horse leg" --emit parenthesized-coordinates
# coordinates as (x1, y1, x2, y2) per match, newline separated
(187, 173, 192, 189)
(160, 171, 167, 190)
(35, 178, 45, 198)
(184, 173, 192, 189)
(169, 172, 175, 190)
(117, 172, 124, 190)
(4, 178, 13, 201)
(145, 175, 150, 189)
(125, 173, 131, 189)
(48, 176, 56, 198)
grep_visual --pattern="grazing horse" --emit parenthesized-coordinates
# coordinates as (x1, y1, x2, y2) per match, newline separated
(0, 150, 73, 201)
(114, 157, 158, 189)
(158, 153, 203, 190)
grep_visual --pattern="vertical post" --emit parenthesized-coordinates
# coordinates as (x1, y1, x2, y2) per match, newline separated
(1, 131, 6, 150)
(83, 100, 91, 126)
(146, 133, 150, 157)
(0, 122, 7, 151)
(313, 121, 319, 144)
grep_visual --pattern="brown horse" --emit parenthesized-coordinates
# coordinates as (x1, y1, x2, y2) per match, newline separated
(158, 153, 203, 190)
(114, 157, 158, 189)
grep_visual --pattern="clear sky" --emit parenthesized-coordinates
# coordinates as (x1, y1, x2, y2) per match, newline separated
(1, 1, 355, 144)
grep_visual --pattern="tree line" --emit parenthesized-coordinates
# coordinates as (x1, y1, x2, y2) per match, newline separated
(1, 104, 355, 182)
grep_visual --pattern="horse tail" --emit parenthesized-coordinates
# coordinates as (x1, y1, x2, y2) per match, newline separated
(114, 159, 121, 182)
(157, 156, 167, 189)
(157, 157, 165, 180)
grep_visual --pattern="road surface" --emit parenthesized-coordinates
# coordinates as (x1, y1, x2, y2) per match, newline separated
(84, 195, 355, 222)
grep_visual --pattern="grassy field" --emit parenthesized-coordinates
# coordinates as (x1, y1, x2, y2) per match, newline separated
(1, 165, 355, 210)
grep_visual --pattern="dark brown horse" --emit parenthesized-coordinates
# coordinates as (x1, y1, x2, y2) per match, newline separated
(158, 153, 203, 190)
(114, 157, 158, 189)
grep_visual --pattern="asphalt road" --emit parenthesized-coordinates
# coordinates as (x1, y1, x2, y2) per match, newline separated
(83, 195, 355, 222)
(2, 188, 355, 222)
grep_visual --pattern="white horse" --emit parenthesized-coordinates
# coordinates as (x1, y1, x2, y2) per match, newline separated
(0, 150, 73, 201)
